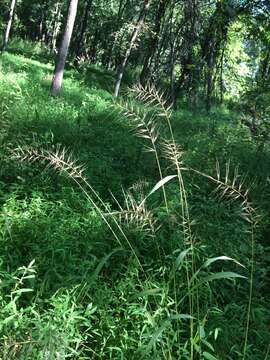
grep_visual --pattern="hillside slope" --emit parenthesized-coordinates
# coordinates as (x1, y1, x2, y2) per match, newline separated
(0, 49, 269, 359)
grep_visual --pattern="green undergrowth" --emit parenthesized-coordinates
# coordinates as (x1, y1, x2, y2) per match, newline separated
(0, 44, 270, 359)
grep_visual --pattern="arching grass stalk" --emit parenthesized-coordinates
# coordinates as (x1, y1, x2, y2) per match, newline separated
(130, 84, 200, 358)
(243, 219, 255, 360)
(130, 83, 175, 142)
(114, 99, 169, 213)
(13, 144, 170, 357)
(264, 343, 270, 360)
(110, 184, 160, 256)
(162, 140, 198, 359)
(187, 163, 257, 359)
(12, 145, 144, 272)
(114, 85, 256, 358)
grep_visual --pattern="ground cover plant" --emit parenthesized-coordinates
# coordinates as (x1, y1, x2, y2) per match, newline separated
(0, 45, 269, 359)
(1, 0, 270, 358)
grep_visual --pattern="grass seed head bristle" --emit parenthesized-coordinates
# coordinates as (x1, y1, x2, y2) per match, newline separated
(113, 98, 143, 124)
(111, 183, 156, 235)
(114, 98, 160, 147)
(12, 145, 86, 182)
(162, 139, 183, 168)
(199, 160, 256, 224)
(130, 83, 172, 119)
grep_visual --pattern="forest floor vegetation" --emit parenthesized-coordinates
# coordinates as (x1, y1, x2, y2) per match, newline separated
(0, 41, 269, 359)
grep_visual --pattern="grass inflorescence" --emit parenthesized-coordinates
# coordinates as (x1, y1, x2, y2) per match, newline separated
(0, 41, 269, 359)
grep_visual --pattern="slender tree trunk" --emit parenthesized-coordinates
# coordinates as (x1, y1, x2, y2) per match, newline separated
(89, 27, 99, 63)
(202, 1, 233, 111)
(168, 0, 176, 106)
(74, 0, 93, 63)
(38, 4, 49, 43)
(40, 5, 49, 44)
(107, 0, 128, 69)
(38, 14, 44, 42)
(170, 51, 176, 107)
(152, 5, 176, 75)
(2, 0, 17, 52)
(175, 0, 199, 100)
(205, 49, 215, 112)
(220, 46, 225, 103)
(259, 48, 270, 86)
(140, 0, 168, 86)
(114, 0, 151, 97)
(51, 0, 79, 97)
(51, 2, 62, 53)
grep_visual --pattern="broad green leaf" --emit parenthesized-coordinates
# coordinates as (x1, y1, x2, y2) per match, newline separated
(202, 271, 246, 283)
(143, 314, 194, 357)
(139, 175, 177, 206)
(191, 337, 201, 353)
(23, 275, 35, 279)
(12, 288, 33, 294)
(169, 314, 194, 321)
(132, 288, 162, 299)
(199, 324, 206, 339)
(203, 256, 244, 268)
(202, 339, 215, 352)
(175, 248, 191, 269)
(214, 328, 221, 340)
(28, 259, 36, 268)
(203, 351, 219, 360)
(148, 175, 177, 196)
(90, 248, 122, 283)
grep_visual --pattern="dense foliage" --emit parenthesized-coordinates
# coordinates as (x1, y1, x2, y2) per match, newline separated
(0, 1, 270, 359)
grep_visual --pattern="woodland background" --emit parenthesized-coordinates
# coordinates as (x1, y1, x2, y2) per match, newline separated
(0, 0, 270, 359)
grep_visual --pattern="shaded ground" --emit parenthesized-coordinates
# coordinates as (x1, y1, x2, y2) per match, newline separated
(0, 45, 270, 359)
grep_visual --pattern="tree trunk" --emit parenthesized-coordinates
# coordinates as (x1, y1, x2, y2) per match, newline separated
(168, 0, 177, 106)
(51, 0, 79, 96)
(74, 0, 93, 63)
(220, 46, 225, 103)
(114, 0, 151, 97)
(2, 0, 17, 52)
(175, 0, 199, 100)
(51, 2, 62, 53)
(205, 49, 215, 112)
(140, 0, 168, 86)
(202, 0, 233, 111)
(89, 27, 99, 63)
(259, 48, 270, 87)
(170, 49, 176, 107)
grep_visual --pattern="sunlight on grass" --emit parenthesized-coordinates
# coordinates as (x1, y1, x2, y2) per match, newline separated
(0, 47, 269, 360)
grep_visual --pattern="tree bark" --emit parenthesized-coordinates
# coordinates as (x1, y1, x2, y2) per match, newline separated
(51, 2, 62, 53)
(114, 0, 151, 97)
(51, 0, 79, 96)
(2, 0, 17, 52)
(202, 0, 233, 111)
(219, 45, 225, 103)
(259, 48, 270, 86)
(205, 49, 215, 112)
(175, 0, 199, 100)
(140, 0, 168, 86)
(74, 0, 93, 63)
